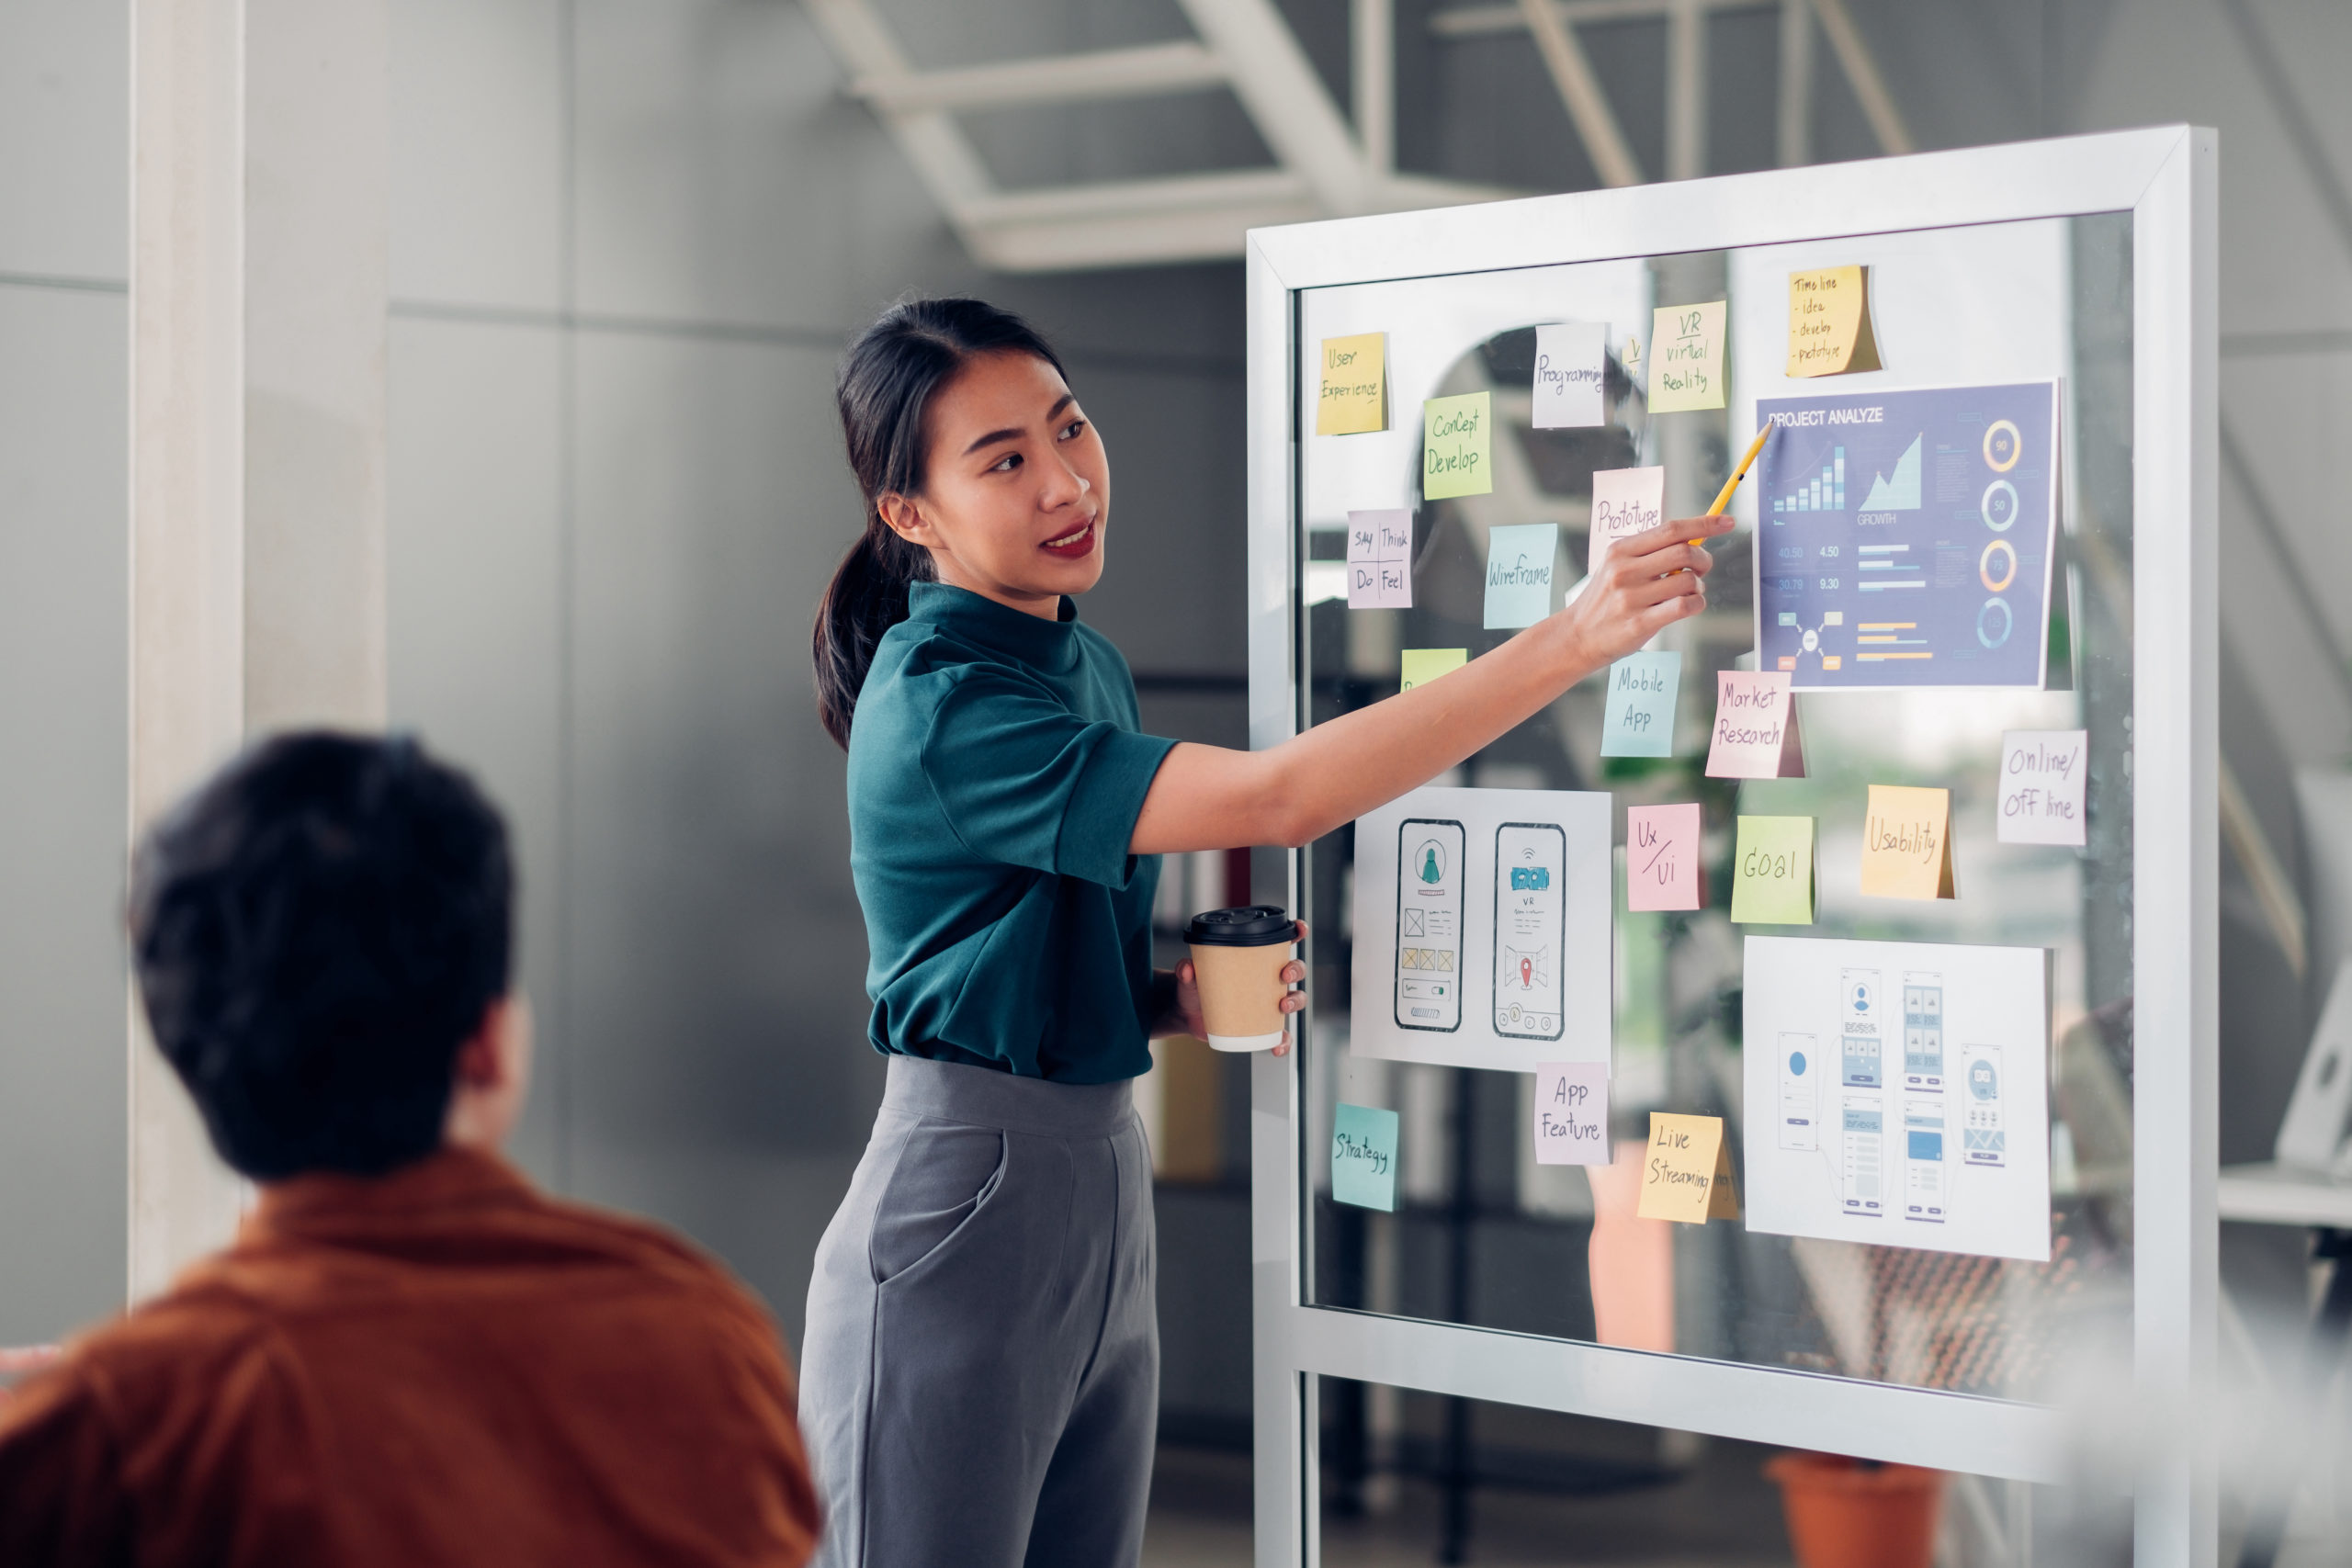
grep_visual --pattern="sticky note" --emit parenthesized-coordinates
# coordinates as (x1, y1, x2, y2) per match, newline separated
(1533, 1062, 1611, 1165)
(1637, 1111, 1739, 1224)
(1860, 784, 1956, 900)
(1600, 650, 1680, 758)
(1589, 465, 1666, 578)
(1732, 816, 1815, 924)
(1997, 729, 2088, 846)
(1705, 671, 1805, 778)
(1317, 333, 1386, 434)
(1422, 391, 1493, 500)
(1399, 648, 1467, 693)
(1346, 509, 1413, 610)
(1532, 322, 1606, 429)
(1626, 803, 1702, 911)
(1787, 265, 1882, 378)
(1332, 1102, 1398, 1211)
(1483, 523, 1557, 628)
(1648, 301, 1726, 412)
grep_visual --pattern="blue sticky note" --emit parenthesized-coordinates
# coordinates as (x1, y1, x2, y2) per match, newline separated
(1600, 650, 1682, 758)
(1331, 1103, 1399, 1212)
(1483, 523, 1558, 629)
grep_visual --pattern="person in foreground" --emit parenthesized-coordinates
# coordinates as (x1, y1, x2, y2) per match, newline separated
(801, 297, 1730, 1567)
(0, 733, 821, 1567)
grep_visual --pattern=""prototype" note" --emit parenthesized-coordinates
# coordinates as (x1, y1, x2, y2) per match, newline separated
(1589, 465, 1666, 577)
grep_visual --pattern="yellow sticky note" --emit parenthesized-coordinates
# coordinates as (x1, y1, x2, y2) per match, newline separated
(1421, 391, 1493, 500)
(1317, 333, 1387, 435)
(1731, 815, 1815, 924)
(1637, 1112, 1739, 1224)
(1648, 301, 1726, 412)
(1786, 265, 1883, 378)
(1860, 784, 1956, 900)
(1400, 648, 1468, 694)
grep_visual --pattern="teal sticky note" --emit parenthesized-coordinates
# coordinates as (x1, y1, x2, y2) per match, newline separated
(1331, 1103, 1399, 1212)
(1600, 650, 1681, 758)
(1484, 523, 1558, 629)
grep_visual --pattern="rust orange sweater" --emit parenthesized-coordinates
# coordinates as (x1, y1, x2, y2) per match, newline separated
(0, 1147, 820, 1567)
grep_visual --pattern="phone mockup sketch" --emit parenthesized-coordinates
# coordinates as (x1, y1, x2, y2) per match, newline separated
(1904, 1098, 1948, 1222)
(1962, 1044, 2006, 1166)
(1903, 972, 1945, 1089)
(1493, 822, 1566, 1040)
(1778, 1032, 1819, 1151)
(1840, 969, 1883, 1089)
(1396, 819, 1465, 1032)
(1840, 1097, 1884, 1216)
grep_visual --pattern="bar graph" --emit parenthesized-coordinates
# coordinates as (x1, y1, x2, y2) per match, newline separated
(1773, 446, 1846, 513)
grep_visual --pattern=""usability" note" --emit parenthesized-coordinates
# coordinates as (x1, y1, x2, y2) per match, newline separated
(1860, 784, 1957, 899)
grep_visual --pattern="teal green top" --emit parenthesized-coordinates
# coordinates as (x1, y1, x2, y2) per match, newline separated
(846, 582, 1176, 1082)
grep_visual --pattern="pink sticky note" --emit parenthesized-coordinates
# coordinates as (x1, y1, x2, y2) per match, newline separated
(1346, 508, 1413, 609)
(1705, 670, 1806, 779)
(1626, 803, 1702, 911)
(1589, 465, 1665, 577)
(1533, 1062, 1611, 1166)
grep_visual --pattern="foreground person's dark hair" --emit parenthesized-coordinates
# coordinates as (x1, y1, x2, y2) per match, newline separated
(130, 732, 514, 1179)
(813, 296, 1069, 749)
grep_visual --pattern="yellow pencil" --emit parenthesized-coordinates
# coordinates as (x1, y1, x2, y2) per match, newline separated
(1702, 423, 1777, 521)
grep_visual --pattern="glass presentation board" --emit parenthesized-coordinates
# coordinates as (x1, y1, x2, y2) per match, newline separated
(1243, 129, 2215, 1568)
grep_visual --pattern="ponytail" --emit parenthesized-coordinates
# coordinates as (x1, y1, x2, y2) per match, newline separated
(812, 297, 1069, 750)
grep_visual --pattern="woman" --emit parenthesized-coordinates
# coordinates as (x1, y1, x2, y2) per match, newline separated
(801, 298, 1726, 1567)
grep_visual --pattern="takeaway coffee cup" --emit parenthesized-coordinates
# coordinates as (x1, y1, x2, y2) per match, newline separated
(1184, 905, 1296, 1053)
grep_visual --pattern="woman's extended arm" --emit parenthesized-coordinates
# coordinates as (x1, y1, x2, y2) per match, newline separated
(1130, 513, 1732, 856)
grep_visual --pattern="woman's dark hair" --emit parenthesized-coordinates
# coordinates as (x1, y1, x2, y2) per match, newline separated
(129, 731, 514, 1180)
(814, 297, 1069, 749)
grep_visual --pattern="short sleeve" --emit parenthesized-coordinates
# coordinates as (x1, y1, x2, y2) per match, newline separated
(921, 668, 1175, 887)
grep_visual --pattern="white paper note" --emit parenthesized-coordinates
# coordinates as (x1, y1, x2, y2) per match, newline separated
(1532, 322, 1607, 429)
(1589, 465, 1666, 577)
(1996, 729, 2087, 846)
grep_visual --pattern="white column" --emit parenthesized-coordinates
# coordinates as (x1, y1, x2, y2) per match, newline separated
(128, 0, 388, 1303)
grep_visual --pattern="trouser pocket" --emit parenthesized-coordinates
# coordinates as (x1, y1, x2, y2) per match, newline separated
(867, 1117, 1008, 1284)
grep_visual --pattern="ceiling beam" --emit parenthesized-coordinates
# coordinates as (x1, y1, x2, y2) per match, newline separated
(849, 41, 1229, 114)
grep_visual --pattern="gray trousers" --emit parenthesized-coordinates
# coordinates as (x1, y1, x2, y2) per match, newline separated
(801, 1055, 1159, 1568)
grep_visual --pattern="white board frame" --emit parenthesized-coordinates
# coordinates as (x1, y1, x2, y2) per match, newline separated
(1244, 126, 2217, 1567)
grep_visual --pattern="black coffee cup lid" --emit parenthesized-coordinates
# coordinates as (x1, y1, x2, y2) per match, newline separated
(1185, 905, 1293, 946)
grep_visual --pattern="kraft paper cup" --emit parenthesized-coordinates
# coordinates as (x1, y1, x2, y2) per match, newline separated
(1185, 905, 1295, 1053)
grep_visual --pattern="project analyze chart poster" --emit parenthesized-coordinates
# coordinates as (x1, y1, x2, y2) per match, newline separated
(1753, 382, 2060, 691)
(1348, 786, 1611, 1072)
(1742, 936, 2052, 1262)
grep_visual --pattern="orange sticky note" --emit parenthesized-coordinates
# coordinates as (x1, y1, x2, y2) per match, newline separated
(1626, 803, 1702, 912)
(1705, 671, 1805, 779)
(1860, 784, 1957, 900)
(1637, 1112, 1739, 1224)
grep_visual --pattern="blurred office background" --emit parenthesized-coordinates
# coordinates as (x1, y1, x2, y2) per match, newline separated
(5, 1, 2351, 1562)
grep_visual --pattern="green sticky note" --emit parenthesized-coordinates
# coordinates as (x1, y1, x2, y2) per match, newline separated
(1400, 648, 1467, 694)
(1731, 815, 1815, 924)
(1422, 391, 1493, 500)
(1600, 650, 1680, 758)
(1332, 1103, 1399, 1211)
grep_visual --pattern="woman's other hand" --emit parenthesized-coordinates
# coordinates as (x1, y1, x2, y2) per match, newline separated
(1555, 513, 1735, 667)
(1171, 920, 1308, 1058)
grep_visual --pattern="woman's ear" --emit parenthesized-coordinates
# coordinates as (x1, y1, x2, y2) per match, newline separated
(876, 491, 929, 547)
